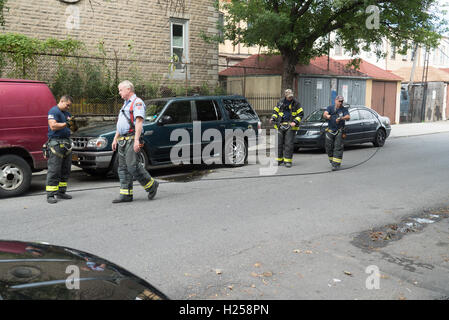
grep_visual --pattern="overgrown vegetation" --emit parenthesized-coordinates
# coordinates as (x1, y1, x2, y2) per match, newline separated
(0, 32, 223, 114)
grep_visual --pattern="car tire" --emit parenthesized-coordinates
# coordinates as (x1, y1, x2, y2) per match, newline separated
(110, 150, 149, 179)
(373, 129, 386, 147)
(223, 136, 248, 167)
(83, 168, 109, 176)
(0, 155, 32, 198)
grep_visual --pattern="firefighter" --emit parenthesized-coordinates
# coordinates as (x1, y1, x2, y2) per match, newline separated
(46, 95, 74, 204)
(323, 95, 350, 171)
(270, 89, 304, 167)
(111, 80, 159, 203)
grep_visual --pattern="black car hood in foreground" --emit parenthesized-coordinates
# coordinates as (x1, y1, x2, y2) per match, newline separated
(72, 122, 117, 137)
(0, 240, 168, 300)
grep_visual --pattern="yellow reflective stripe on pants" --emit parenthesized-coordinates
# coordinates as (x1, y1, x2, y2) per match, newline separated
(284, 158, 292, 163)
(120, 189, 133, 195)
(144, 179, 154, 190)
(274, 107, 280, 112)
(46, 186, 59, 192)
(276, 158, 284, 162)
(332, 158, 342, 163)
(59, 182, 67, 187)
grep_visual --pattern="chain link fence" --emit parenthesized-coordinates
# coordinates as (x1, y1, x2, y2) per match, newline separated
(0, 50, 281, 116)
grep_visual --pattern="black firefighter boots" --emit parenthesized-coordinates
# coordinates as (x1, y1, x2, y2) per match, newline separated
(47, 196, 57, 204)
(56, 192, 72, 200)
(147, 180, 159, 200)
(112, 195, 133, 204)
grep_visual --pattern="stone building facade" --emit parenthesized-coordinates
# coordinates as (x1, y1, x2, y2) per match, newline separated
(1, 0, 220, 87)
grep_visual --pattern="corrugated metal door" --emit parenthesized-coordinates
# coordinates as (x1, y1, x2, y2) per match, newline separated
(315, 78, 331, 109)
(298, 77, 331, 117)
(446, 84, 449, 120)
(298, 78, 315, 117)
(371, 81, 385, 114)
(338, 79, 366, 106)
(384, 82, 397, 123)
(372, 81, 397, 123)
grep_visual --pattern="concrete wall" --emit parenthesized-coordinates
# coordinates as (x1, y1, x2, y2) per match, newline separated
(2, 0, 219, 86)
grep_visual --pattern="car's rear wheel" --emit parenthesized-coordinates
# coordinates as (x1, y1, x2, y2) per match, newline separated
(373, 129, 386, 147)
(0, 155, 32, 198)
(223, 137, 248, 167)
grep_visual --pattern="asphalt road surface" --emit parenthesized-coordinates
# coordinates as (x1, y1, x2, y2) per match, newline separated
(1, 133, 448, 300)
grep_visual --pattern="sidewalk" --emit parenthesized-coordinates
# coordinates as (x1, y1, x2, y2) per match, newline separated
(389, 120, 449, 138)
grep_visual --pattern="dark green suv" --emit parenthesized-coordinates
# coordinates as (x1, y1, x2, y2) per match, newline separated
(71, 96, 261, 176)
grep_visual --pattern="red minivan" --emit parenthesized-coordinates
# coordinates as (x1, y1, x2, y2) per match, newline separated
(0, 79, 56, 198)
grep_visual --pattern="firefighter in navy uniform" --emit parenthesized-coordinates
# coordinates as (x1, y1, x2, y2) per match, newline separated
(270, 89, 304, 168)
(323, 95, 350, 171)
(111, 80, 159, 203)
(46, 95, 74, 204)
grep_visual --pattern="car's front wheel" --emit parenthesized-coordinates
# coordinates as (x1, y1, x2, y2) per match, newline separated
(110, 150, 149, 179)
(0, 155, 32, 198)
(373, 129, 386, 147)
(223, 137, 248, 167)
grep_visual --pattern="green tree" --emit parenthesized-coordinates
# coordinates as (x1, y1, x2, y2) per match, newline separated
(219, 0, 447, 92)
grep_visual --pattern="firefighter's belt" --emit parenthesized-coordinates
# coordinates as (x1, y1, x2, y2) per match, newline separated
(118, 135, 135, 141)
(49, 143, 72, 159)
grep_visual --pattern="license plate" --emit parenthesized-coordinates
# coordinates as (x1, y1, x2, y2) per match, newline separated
(72, 154, 79, 161)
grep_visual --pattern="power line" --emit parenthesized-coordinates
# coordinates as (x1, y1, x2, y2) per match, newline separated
(24, 147, 381, 198)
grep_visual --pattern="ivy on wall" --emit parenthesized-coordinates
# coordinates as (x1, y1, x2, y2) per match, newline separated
(0, 0, 8, 26)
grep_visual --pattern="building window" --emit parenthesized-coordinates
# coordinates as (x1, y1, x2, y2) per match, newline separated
(402, 41, 409, 61)
(433, 48, 439, 64)
(218, 12, 224, 39)
(171, 19, 189, 72)
(334, 44, 342, 56)
(390, 45, 396, 60)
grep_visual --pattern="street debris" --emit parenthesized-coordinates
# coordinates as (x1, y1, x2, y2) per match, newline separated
(351, 206, 449, 251)
(262, 271, 273, 277)
(215, 269, 222, 275)
(343, 271, 353, 277)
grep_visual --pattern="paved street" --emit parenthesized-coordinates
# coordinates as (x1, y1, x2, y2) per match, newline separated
(1, 132, 449, 300)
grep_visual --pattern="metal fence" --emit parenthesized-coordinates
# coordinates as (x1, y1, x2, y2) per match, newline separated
(0, 50, 281, 116)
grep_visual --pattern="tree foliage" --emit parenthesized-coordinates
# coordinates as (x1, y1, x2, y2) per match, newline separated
(219, 0, 448, 91)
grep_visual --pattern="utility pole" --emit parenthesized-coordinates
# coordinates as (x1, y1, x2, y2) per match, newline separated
(420, 46, 430, 122)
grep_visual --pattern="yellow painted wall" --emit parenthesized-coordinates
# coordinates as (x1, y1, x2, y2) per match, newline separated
(365, 79, 373, 108)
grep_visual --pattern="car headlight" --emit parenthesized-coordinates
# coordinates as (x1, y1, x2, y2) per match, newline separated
(305, 130, 320, 136)
(87, 137, 108, 149)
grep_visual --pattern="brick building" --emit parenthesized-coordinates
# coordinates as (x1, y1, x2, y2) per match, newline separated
(1, 0, 220, 86)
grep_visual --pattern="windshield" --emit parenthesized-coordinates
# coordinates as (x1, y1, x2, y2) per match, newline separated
(305, 110, 325, 122)
(145, 100, 167, 122)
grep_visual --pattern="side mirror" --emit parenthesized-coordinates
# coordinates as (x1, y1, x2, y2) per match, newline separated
(158, 115, 173, 125)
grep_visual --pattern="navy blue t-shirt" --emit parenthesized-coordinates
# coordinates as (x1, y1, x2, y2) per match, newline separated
(48, 106, 71, 138)
(326, 105, 349, 132)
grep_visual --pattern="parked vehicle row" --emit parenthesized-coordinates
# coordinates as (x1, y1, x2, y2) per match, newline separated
(0, 79, 56, 198)
(71, 96, 262, 177)
(294, 105, 391, 151)
(0, 78, 391, 198)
